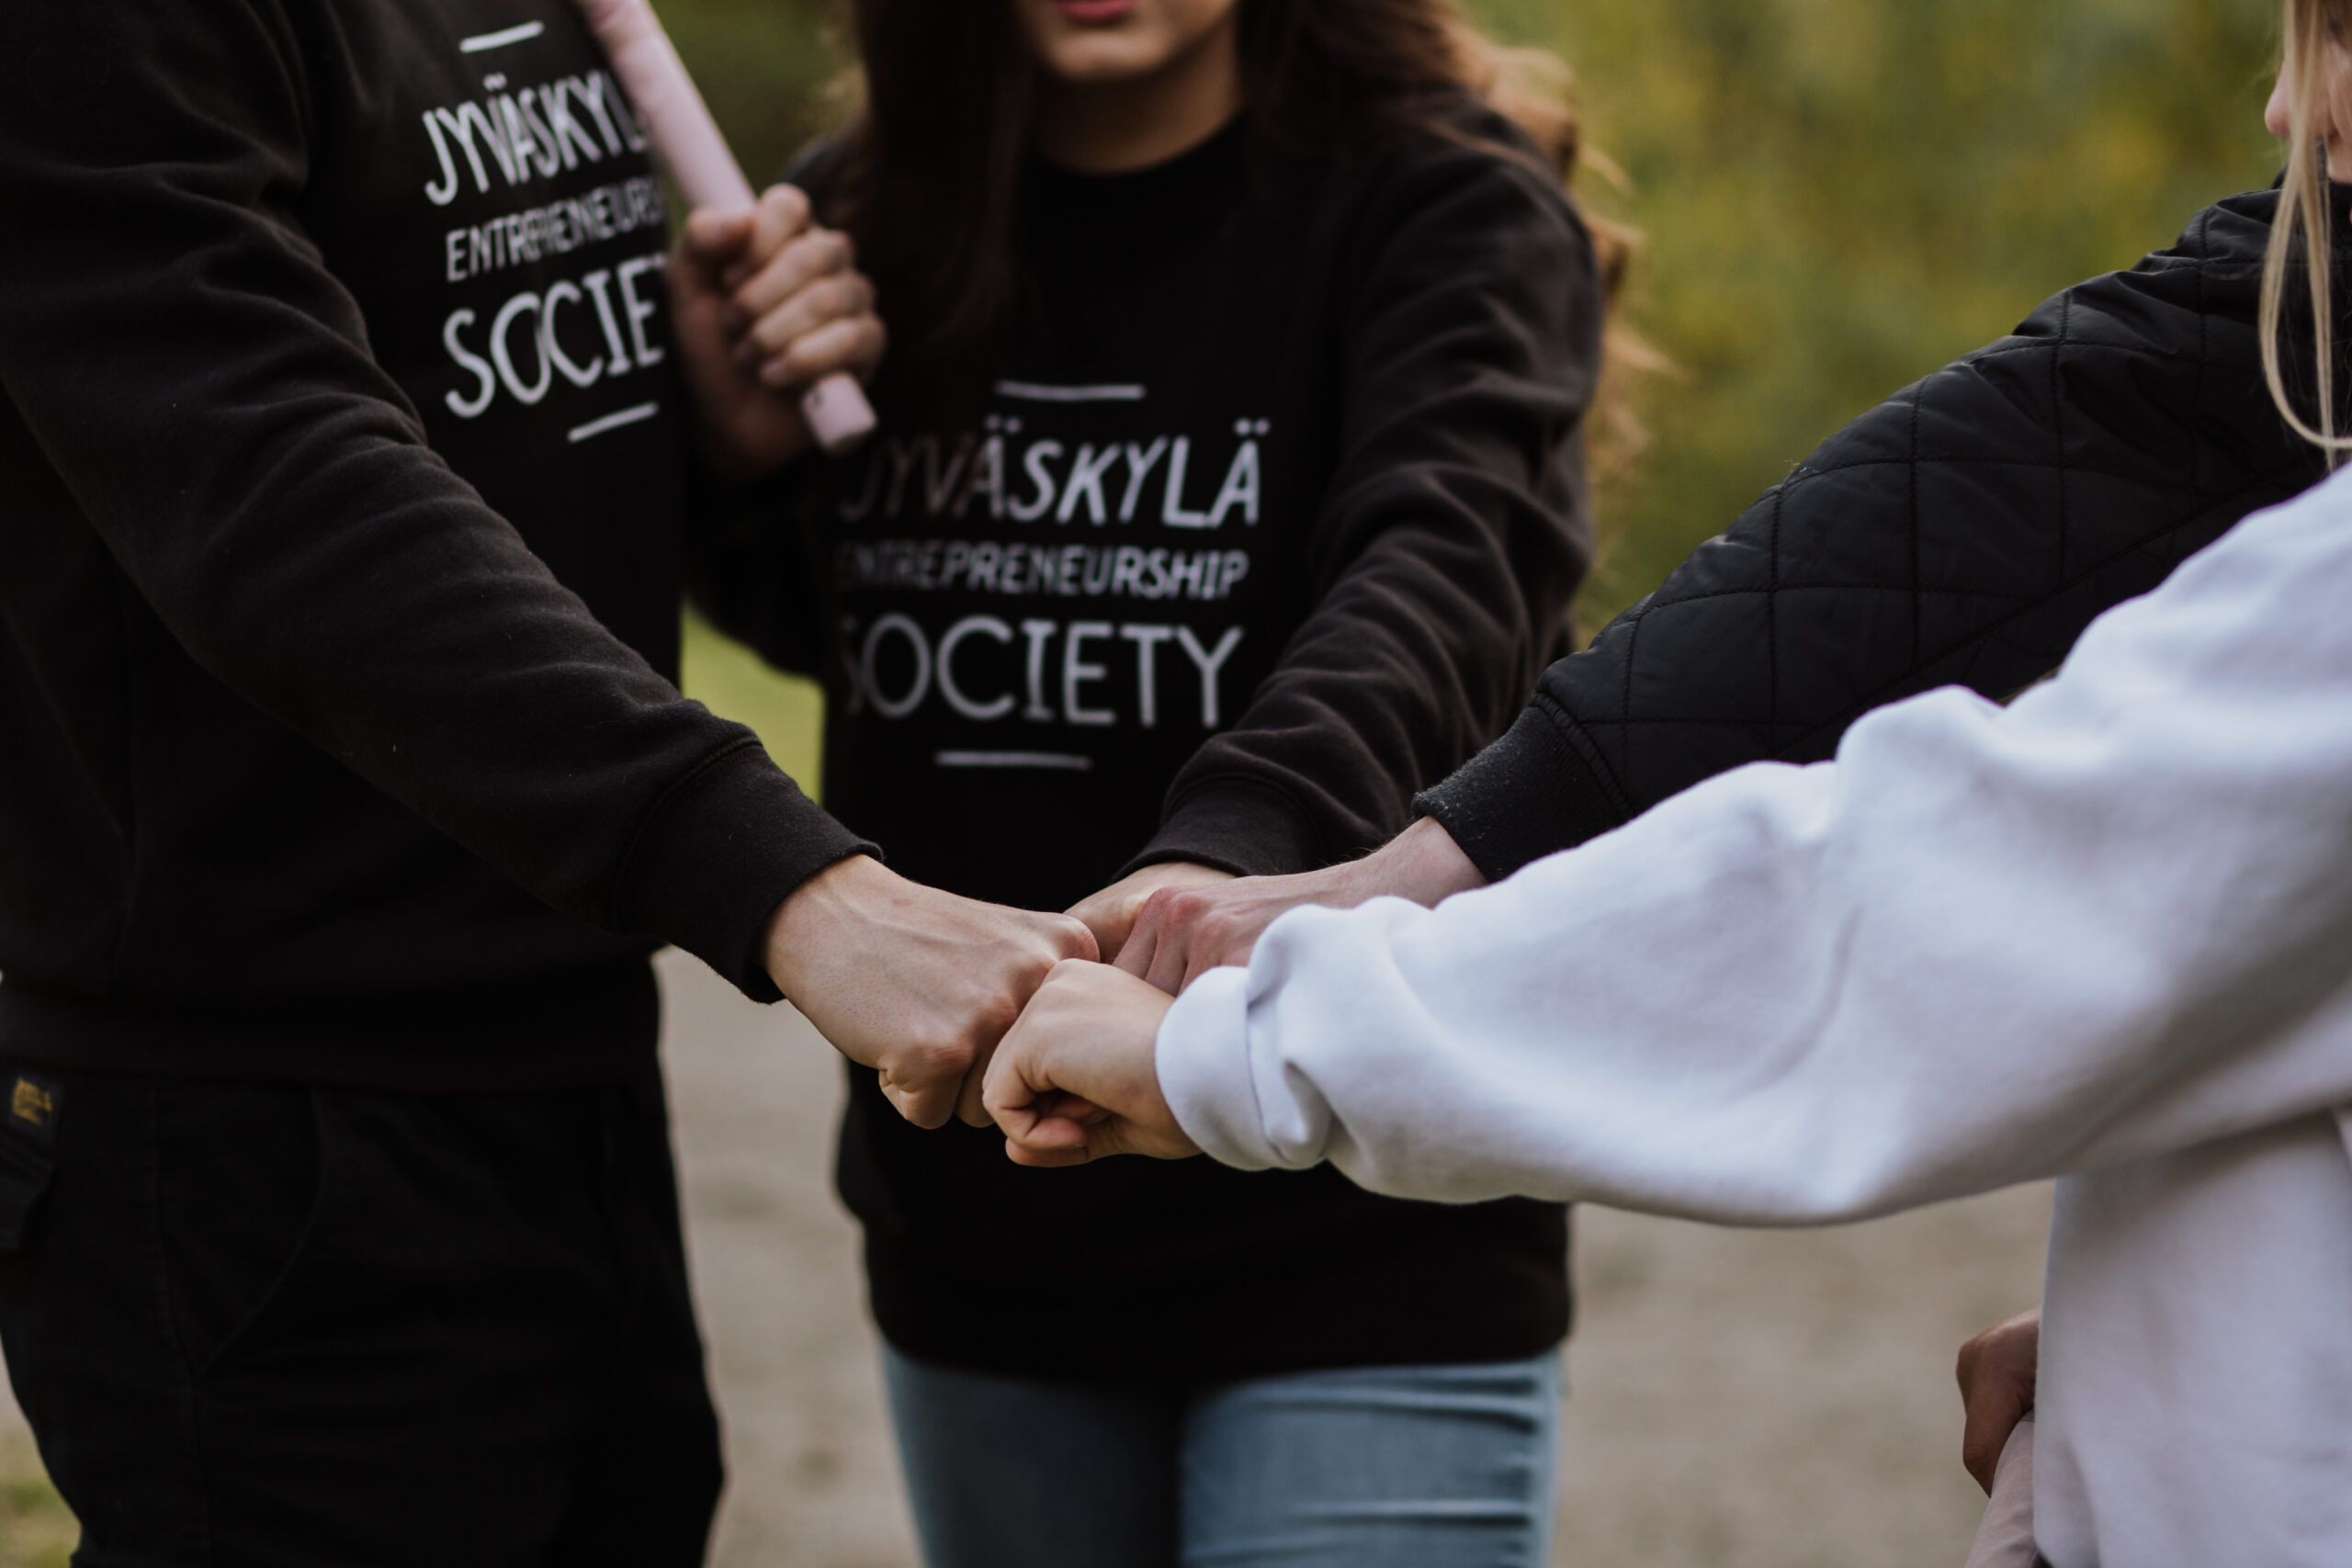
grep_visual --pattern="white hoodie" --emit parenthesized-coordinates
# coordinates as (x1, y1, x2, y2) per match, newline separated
(1159, 466, 2352, 1568)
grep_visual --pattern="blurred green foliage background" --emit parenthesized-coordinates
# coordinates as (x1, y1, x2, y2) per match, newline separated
(667, 0, 2286, 783)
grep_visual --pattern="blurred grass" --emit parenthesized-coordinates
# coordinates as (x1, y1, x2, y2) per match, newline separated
(683, 608, 826, 796)
(665, 0, 2286, 767)
(0, 1435, 74, 1568)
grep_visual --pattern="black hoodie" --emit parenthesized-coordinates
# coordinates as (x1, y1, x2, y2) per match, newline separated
(695, 111, 1603, 1379)
(0, 0, 864, 1088)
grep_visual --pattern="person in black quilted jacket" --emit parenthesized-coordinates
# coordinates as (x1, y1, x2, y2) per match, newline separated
(1109, 178, 2346, 990)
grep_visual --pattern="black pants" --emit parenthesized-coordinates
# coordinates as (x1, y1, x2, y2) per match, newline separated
(0, 1056, 722, 1567)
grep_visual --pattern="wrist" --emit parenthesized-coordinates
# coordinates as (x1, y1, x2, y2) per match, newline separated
(1370, 818, 1486, 907)
(763, 851, 888, 999)
(1131, 860, 1237, 891)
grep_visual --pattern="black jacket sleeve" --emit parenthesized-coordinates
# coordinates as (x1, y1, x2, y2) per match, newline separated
(1129, 131, 1604, 877)
(1419, 190, 2331, 881)
(0, 0, 863, 997)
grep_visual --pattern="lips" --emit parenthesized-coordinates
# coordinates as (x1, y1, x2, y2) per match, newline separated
(1051, 0, 1137, 23)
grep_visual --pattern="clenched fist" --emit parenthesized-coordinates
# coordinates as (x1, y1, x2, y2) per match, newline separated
(764, 855, 1097, 1129)
(982, 958, 1200, 1167)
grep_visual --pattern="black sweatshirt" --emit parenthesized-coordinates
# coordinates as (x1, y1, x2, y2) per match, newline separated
(693, 112, 1602, 1378)
(1418, 188, 2334, 883)
(0, 0, 865, 1088)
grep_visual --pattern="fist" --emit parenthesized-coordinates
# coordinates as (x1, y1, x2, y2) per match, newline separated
(669, 184, 886, 480)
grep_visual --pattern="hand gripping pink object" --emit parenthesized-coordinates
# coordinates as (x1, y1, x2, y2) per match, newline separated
(572, 0, 878, 454)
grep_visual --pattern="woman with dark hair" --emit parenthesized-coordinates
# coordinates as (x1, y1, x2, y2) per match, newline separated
(980, 12, 2352, 1568)
(670, 1, 1617, 1562)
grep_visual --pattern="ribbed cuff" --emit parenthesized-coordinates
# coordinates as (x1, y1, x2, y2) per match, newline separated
(1124, 776, 1322, 881)
(1413, 704, 1630, 884)
(1155, 965, 1281, 1171)
(616, 738, 876, 1001)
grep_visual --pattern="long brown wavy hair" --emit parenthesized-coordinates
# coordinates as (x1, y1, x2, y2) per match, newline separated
(2266, 0, 2352, 459)
(824, 0, 1646, 455)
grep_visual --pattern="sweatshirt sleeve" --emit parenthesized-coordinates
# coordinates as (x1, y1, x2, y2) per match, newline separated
(1129, 130, 1601, 878)
(1418, 194, 2329, 883)
(1159, 468, 2352, 1222)
(0, 0, 863, 998)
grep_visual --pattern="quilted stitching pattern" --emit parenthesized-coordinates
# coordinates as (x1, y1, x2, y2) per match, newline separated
(1425, 189, 2332, 879)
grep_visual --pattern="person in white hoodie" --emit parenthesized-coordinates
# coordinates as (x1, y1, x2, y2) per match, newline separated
(976, 5, 2352, 1563)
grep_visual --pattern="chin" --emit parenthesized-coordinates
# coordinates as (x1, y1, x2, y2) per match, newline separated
(1038, 39, 1170, 85)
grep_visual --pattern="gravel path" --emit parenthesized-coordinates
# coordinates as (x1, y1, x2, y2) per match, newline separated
(1, 948, 2050, 1566)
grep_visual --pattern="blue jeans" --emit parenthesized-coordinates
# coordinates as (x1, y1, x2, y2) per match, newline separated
(881, 1345, 1563, 1568)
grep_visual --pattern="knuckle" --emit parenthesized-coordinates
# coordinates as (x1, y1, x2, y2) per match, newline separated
(775, 234, 820, 280)
(792, 233, 841, 276)
(752, 312, 795, 354)
(762, 183, 810, 225)
(728, 276, 772, 317)
(975, 997, 1022, 1042)
(905, 1035, 972, 1080)
(883, 1081, 940, 1129)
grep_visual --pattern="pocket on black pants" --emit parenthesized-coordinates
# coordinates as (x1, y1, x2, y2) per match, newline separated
(0, 1066, 62, 1255)
(153, 1079, 326, 1376)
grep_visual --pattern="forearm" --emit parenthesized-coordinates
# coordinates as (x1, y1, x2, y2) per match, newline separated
(1423, 197, 2326, 884)
(1136, 502, 1582, 878)
(1335, 818, 1485, 907)
(0, 2, 856, 989)
(1139, 142, 1598, 879)
(1161, 477, 2352, 1217)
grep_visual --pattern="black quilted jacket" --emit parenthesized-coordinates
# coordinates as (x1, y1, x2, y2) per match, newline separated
(1420, 186, 2335, 878)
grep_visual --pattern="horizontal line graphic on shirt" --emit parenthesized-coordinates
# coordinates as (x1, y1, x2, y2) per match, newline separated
(567, 401, 659, 444)
(993, 380, 1147, 404)
(933, 750, 1094, 772)
(458, 20, 546, 52)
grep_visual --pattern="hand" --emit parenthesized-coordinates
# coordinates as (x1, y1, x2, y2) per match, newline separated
(984, 959, 1201, 1168)
(1114, 817, 1485, 994)
(1066, 861, 1235, 964)
(763, 854, 1097, 1129)
(1956, 1307, 2041, 1494)
(668, 184, 885, 482)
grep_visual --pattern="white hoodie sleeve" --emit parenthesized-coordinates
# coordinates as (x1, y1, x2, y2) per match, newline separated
(1157, 468, 2352, 1224)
